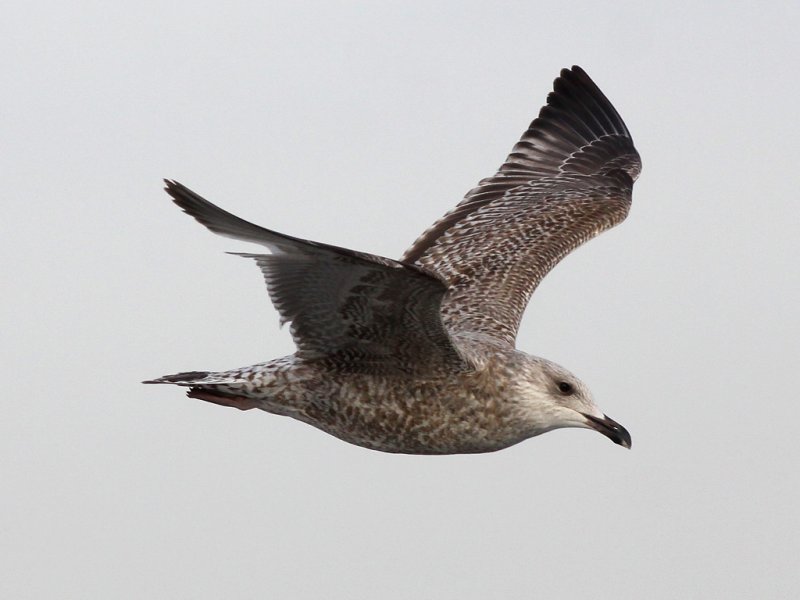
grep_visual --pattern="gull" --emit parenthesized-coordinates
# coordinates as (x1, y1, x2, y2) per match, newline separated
(145, 66, 641, 454)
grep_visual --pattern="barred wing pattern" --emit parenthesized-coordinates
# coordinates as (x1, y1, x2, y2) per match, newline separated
(165, 181, 467, 375)
(403, 66, 641, 347)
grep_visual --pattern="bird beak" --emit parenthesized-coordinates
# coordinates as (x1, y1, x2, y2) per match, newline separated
(583, 413, 632, 449)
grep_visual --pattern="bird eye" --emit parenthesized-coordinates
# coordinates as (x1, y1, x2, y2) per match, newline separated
(558, 381, 574, 395)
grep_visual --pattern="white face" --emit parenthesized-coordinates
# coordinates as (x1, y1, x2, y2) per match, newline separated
(506, 353, 630, 447)
(516, 356, 601, 418)
(513, 354, 631, 448)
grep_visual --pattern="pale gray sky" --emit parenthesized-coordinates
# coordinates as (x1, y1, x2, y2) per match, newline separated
(3, 1, 799, 598)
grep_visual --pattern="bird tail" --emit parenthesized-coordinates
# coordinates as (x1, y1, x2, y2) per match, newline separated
(144, 368, 273, 412)
(142, 370, 212, 385)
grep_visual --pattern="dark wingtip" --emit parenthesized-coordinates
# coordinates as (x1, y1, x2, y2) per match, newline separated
(163, 178, 196, 216)
(163, 178, 180, 198)
(161, 178, 283, 246)
(561, 65, 587, 79)
(567, 64, 587, 76)
(163, 179, 195, 211)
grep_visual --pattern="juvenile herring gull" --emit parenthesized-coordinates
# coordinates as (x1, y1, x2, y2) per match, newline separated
(145, 66, 641, 454)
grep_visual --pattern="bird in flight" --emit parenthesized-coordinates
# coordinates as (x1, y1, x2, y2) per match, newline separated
(145, 66, 641, 454)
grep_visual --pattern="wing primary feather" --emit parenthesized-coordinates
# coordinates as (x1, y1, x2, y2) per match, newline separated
(401, 66, 640, 346)
(164, 181, 469, 374)
(163, 179, 290, 249)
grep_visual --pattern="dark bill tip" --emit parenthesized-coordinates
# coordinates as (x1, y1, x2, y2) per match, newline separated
(583, 414, 632, 449)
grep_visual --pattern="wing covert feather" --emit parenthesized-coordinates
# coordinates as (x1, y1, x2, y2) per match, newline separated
(164, 180, 467, 374)
(402, 66, 641, 347)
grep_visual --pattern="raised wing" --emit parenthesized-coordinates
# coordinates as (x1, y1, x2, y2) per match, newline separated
(164, 180, 468, 375)
(402, 66, 641, 347)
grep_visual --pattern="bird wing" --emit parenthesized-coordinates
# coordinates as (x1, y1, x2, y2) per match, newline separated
(402, 66, 641, 348)
(164, 180, 469, 375)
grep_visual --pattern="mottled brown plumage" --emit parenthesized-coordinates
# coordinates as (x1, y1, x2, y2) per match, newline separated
(145, 66, 640, 454)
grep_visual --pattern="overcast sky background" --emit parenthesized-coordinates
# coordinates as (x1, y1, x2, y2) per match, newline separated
(3, 2, 799, 598)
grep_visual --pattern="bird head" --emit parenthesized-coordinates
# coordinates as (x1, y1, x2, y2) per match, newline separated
(514, 355, 631, 449)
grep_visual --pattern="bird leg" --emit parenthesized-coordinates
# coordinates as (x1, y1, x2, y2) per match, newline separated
(187, 388, 259, 411)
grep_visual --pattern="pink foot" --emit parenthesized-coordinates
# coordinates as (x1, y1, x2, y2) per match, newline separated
(187, 389, 259, 411)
